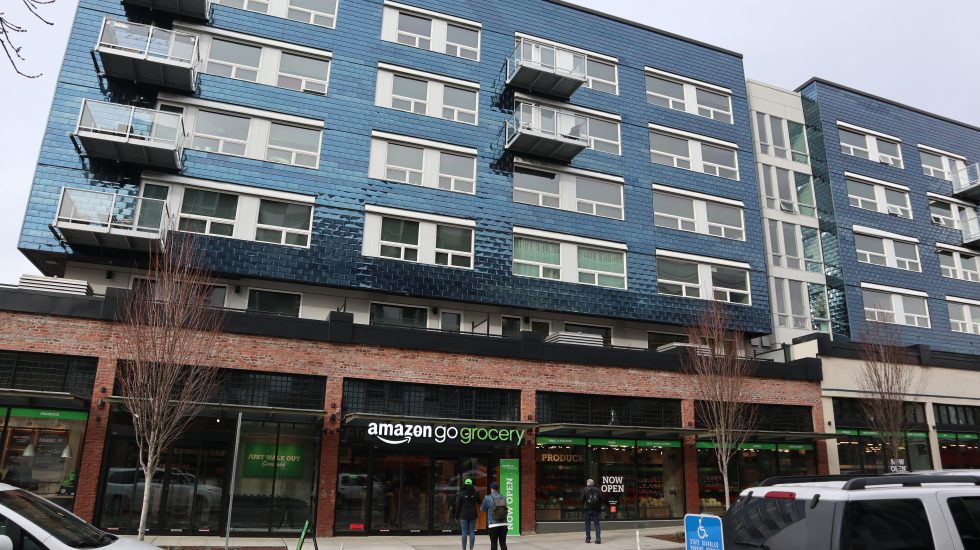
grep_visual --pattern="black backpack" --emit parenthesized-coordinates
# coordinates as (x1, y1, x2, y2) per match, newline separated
(461, 489, 478, 508)
(585, 487, 600, 509)
(492, 494, 508, 523)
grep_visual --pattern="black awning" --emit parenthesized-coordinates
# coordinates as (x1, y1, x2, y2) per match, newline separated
(536, 423, 703, 440)
(106, 395, 325, 422)
(343, 412, 534, 430)
(699, 430, 840, 443)
(0, 388, 90, 410)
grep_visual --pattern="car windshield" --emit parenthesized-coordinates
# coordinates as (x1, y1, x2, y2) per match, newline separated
(0, 489, 116, 548)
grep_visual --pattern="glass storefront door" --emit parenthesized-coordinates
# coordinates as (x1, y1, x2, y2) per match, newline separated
(162, 445, 227, 533)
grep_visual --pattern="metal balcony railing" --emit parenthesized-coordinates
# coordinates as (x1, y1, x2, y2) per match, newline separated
(953, 163, 980, 201)
(56, 188, 172, 234)
(963, 214, 980, 247)
(505, 37, 587, 99)
(77, 100, 185, 148)
(505, 103, 590, 162)
(97, 19, 200, 66)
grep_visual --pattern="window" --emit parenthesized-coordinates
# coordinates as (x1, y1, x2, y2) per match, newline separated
(766, 221, 822, 272)
(286, 0, 337, 27)
(369, 133, 477, 194)
(938, 247, 980, 282)
(649, 127, 739, 180)
(653, 187, 744, 240)
(247, 289, 301, 316)
(191, 110, 250, 156)
(255, 199, 312, 246)
(647, 331, 686, 350)
(844, 500, 934, 550)
(206, 39, 261, 81)
(772, 278, 830, 332)
(382, 4, 481, 61)
(277, 53, 330, 94)
(585, 58, 618, 94)
(370, 303, 427, 329)
(363, 206, 474, 269)
(853, 230, 920, 271)
(501, 316, 522, 337)
(919, 147, 966, 181)
(758, 164, 816, 216)
(863, 287, 930, 328)
(530, 320, 550, 337)
(564, 323, 612, 346)
(440, 311, 462, 332)
(645, 69, 732, 124)
(657, 253, 751, 305)
(266, 123, 320, 167)
(513, 166, 623, 219)
(178, 188, 238, 236)
(948, 496, 980, 547)
(753, 113, 808, 164)
(378, 66, 479, 125)
(214, 0, 271, 16)
(845, 176, 911, 218)
(929, 197, 972, 229)
(512, 230, 627, 289)
(948, 299, 980, 335)
(838, 124, 904, 168)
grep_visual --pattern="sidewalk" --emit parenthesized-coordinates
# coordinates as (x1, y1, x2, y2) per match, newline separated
(140, 527, 686, 550)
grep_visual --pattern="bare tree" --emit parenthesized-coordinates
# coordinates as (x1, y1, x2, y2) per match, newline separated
(114, 235, 225, 540)
(857, 324, 924, 472)
(684, 301, 758, 510)
(1, 0, 55, 78)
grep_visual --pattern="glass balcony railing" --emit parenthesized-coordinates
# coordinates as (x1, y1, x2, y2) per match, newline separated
(963, 214, 980, 246)
(505, 37, 588, 99)
(77, 100, 185, 148)
(506, 103, 590, 146)
(953, 163, 980, 197)
(56, 188, 172, 236)
(97, 18, 200, 67)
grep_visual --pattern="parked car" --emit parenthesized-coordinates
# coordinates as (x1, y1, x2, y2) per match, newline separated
(0, 482, 160, 550)
(722, 474, 980, 549)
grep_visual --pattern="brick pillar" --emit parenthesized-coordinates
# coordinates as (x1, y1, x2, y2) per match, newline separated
(316, 376, 344, 537)
(74, 356, 117, 522)
(812, 399, 830, 475)
(519, 388, 536, 535)
(681, 399, 699, 514)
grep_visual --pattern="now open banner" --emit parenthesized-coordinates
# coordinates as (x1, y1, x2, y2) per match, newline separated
(499, 458, 520, 536)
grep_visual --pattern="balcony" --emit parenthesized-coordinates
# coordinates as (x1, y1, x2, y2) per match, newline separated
(54, 188, 172, 251)
(506, 37, 587, 100)
(505, 103, 589, 162)
(963, 214, 980, 249)
(122, 0, 209, 20)
(953, 163, 980, 202)
(95, 19, 200, 91)
(74, 100, 185, 170)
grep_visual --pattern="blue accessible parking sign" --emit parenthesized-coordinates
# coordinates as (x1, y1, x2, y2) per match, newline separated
(684, 514, 724, 550)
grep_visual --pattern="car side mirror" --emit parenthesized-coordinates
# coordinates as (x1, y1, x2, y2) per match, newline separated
(0, 534, 14, 550)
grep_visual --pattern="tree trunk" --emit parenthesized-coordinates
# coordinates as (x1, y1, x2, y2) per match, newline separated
(138, 455, 156, 541)
(721, 464, 731, 511)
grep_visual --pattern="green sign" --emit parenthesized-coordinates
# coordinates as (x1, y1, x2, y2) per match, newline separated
(906, 432, 929, 440)
(859, 430, 879, 437)
(938, 432, 959, 440)
(242, 442, 305, 479)
(835, 428, 859, 436)
(778, 443, 815, 451)
(536, 436, 586, 446)
(739, 443, 777, 451)
(499, 459, 520, 537)
(10, 408, 88, 421)
(696, 441, 717, 449)
(959, 433, 980, 441)
(588, 438, 635, 447)
(636, 440, 682, 448)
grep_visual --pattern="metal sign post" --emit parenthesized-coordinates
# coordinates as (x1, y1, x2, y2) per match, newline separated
(225, 412, 243, 550)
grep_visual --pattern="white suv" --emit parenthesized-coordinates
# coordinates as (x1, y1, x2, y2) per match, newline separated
(722, 474, 980, 549)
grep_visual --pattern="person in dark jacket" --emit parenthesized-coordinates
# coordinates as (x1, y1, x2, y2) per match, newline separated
(452, 478, 480, 550)
(481, 481, 509, 550)
(581, 478, 602, 544)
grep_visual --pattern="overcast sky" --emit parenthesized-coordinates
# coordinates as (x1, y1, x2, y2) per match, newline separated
(2, 0, 978, 284)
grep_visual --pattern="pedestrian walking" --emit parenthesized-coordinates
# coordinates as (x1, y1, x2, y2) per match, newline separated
(581, 478, 602, 544)
(452, 478, 480, 550)
(481, 481, 509, 550)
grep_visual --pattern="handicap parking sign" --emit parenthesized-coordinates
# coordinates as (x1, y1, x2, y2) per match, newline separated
(684, 514, 724, 549)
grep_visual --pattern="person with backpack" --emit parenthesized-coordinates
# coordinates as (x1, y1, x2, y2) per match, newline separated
(452, 478, 479, 550)
(581, 478, 602, 544)
(480, 481, 509, 550)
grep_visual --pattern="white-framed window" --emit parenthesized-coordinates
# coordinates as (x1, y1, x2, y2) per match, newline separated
(645, 68, 732, 124)
(369, 302, 428, 329)
(512, 228, 626, 289)
(938, 246, 980, 283)
(649, 125, 738, 180)
(844, 174, 911, 218)
(853, 229, 920, 272)
(177, 187, 238, 236)
(213, 0, 337, 28)
(766, 220, 823, 272)
(753, 112, 808, 164)
(758, 164, 816, 216)
(247, 288, 302, 317)
(656, 251, 751, 305)
(368, 131, 477, 194)
(265, 123, 321, 168)
(277, 52, 330, 94)
(206, 38, 262, 81)
(838, 123, 904, 168)
(363, 206, 474, 269)
(512, 163, 623, 219)
(919, 146, 966, 181)
(255, 199, 312, 246)
(377, 65, 479, 125)
(929, 196, 972, 229)
(948, 298, 980, 335)
(772, 278, 830, 332)
(653, 186, 744, 240)
(513, 100, 621, 155)
(381, 1, 481, 61)
(585, 57, 618, 95)
(862, 285, 930, 328)
(190, 110, 251, 156)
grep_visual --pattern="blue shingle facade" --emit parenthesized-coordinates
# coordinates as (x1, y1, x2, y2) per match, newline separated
(800, 79, 980, 354)
(19, 0, 772, 333)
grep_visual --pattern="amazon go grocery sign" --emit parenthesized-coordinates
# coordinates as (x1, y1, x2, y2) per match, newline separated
(367, 422, 526, 446)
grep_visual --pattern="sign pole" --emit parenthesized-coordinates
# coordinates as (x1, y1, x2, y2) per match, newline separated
(225, 412, 243, 550)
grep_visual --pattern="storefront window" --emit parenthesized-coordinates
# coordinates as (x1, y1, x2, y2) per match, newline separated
(836, 434, 863, 474)
(837, 430, 930, 473)
(535, 437, 587, 522)
(336, 446, 370, 532)
(591, 440, 636, 520)
(906, 433, 932, 471)
(777, 443, 816, 477)
(696, 445, 735, 514)
(1, 408, 87, 511)
(939, 433, 980, 469)
(738, 444, 777, 490)
(636, 441, 683, 520)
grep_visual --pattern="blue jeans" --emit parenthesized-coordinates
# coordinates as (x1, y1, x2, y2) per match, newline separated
(584, 510, 601, 541)
(459, 518, 476, 549)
